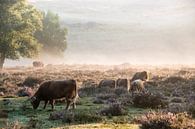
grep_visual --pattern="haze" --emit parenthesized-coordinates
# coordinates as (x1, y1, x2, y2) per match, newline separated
(5, 0, 195, 66)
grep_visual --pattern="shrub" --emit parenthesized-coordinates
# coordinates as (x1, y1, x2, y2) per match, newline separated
(97, 93, 117, 100)
(134, 112, 195, 129)
(132, 93, 168, 109)
(163, 76, 187, 83)
(23, 76, 42, 87)
(49, 111, 64, 120)
(4, 121, 24, 129)
(93, 98, 104, 104)
(96, 87, 115, 95)
(78, 86, 96, 97)
(114, 87, 128, 96)
(170, 97, 184, 103)
(100, 103, 128, 116)
(188, 104, 195, 118)
(50, 110, 104, 124)
(112, 116, 129, 124)
(27, 118, 40, 128)
(166, 103, 187, 114)
(119, 94, 133, 106)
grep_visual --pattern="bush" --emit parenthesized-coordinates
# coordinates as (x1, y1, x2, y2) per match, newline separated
(114, 87, 128, 96)
(78, 86, 96, 97)
(134, 112, 195, 129)
(100, 103, 127, 116)
(4, 121, 24, 129)
(97, 93, 117, 100)
(50, 110, 104, 124)
(23, 76, 42, 87)
(119, 94, 133, 106)
(170, 97, 184, 103)
(188, 104, 195, 118)
(93, 98, 104, 104)
(163, 76, 187, 83)
(167, 103, 187, 114)
(49, 111, 64, 120)
(132, 93, 168, 109)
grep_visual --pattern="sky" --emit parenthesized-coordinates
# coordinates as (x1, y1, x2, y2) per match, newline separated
(5, 0, 195, 66)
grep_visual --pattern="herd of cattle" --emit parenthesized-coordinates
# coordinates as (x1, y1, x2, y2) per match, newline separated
(30, 71, 149, 110)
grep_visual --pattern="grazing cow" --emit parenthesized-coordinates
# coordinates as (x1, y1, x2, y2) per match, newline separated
(130, 79, 146, 95)
(131, 71, 149, 82)
(30, 79, 78, 110)
(33, 61, 44, 67)
(116, 79, 128, 90)
(98, 79, 116, 88)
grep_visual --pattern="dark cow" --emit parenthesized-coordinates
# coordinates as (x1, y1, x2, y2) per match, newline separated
(30, 79, 78, 110)
(33, 61, 44, 67)
(98, 79, 116, 88)
(131, 71, 149, 82)
(116, 79, 128, 90)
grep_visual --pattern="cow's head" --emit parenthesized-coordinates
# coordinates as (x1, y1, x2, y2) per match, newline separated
(141, 71, 148, 81)
(30, 96, 40, 109)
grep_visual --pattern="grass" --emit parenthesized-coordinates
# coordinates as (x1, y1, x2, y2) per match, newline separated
(0, 96, 147, 129)
(52, 123, 139, 129)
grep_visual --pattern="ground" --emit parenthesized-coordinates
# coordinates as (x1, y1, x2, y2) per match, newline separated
(0, 97, 144, 128)
(0, 64, 195, 128)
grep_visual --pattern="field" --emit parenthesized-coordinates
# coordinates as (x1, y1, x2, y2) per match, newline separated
(0, 64, 195, 129)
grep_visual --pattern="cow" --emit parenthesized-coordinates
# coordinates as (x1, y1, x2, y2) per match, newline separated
(98, 79, 116, 88)
(30, 79, 78, 110)
(33, 61, 44, 67)
(129, 79, 146, 96)
(131, 71, 149, 82)
(116, 79, 128, 90)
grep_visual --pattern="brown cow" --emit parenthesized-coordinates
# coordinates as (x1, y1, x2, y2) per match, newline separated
(131, 71, 149, 82)
(30, 79, 78, 110)
(98, 79, 116, 88)
(116, 79, 128, 90)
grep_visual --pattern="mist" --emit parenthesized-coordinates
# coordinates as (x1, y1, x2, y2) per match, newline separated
(5, 0, 195, 66)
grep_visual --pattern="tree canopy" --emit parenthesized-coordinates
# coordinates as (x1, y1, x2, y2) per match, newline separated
(0, 0, 43, 68)
(35, 11, 67, 57)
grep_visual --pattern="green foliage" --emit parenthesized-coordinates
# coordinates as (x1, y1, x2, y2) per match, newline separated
(0, 0, 43, 68)
(35, 11, 67, 56)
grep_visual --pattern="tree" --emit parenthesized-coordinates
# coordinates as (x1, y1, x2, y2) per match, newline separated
(0, 0, 43, 69)
(35, 11, 67, 57)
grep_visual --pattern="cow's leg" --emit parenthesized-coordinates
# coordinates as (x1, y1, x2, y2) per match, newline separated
(132, 91, 134, 97)
(72, 102, 76, 109)
(49, 100, 55, 110)
(43, 100, 48, 109)
(66, 99, 71, 110)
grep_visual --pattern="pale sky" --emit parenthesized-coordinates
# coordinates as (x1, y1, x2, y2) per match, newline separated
(29, 0, 195, 26)
(5, 0, 195, 66)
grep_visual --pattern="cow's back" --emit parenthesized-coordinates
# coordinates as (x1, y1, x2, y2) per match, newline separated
(37, 80, 77, 100)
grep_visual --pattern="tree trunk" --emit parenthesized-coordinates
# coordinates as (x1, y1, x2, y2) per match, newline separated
(0, 54, 5, 69)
